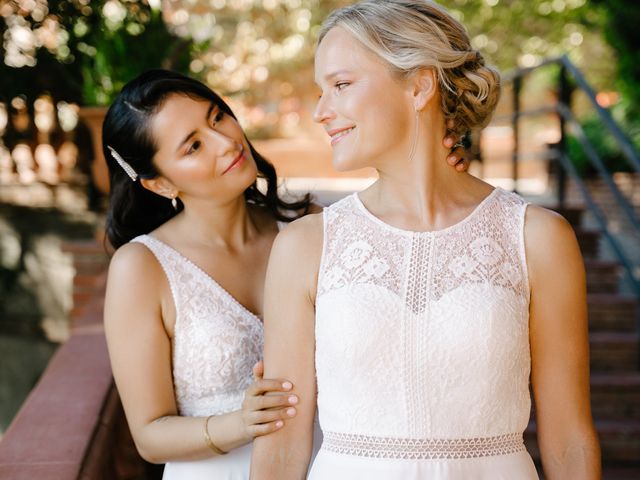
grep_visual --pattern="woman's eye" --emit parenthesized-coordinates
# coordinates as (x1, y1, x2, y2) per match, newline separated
(335, 82, 349, 91)
(212, 110, 224, 125)
(187, 140, 201, 155)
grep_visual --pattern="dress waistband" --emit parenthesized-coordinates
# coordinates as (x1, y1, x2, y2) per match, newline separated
(322, 431, 525, 460)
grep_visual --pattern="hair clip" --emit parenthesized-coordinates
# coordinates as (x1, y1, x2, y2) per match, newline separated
(107, 146, 138, 181)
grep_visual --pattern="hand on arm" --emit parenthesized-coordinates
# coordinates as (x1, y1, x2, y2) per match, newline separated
(525, 207, 601, 479)
(251, 214, 324, 479)
(104, 245, 296, 463)
(444, 119, 470, 172)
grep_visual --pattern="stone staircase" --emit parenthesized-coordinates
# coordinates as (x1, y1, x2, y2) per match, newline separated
(524, 206, 640, 479)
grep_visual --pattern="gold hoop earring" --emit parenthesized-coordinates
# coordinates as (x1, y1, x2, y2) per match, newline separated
(408, 109, 420, 163)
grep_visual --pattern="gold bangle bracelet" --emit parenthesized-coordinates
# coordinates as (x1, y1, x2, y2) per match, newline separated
(203, 415, 227, 455)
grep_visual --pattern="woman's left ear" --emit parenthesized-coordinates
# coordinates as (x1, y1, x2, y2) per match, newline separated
(412, 69, 437, 111)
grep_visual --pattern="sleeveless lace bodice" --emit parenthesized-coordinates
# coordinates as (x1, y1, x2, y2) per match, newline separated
(314, 188, 532, 460)
(131, 235, 263, 417)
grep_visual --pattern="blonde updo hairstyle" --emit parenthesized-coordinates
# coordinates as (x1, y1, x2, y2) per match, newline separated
(318, 0, 501, 137)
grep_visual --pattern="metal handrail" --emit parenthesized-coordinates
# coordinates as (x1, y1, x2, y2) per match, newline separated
(502, 55, 640, 298)
(557, 103, 640, 236)
(505, 55, 640, 174)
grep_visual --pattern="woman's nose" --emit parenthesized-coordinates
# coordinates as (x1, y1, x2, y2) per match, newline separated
(313, 94, 335, 124)
(208, 128, 238, 155)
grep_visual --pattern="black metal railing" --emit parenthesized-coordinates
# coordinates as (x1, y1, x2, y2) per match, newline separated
(498, 54, 640, 299)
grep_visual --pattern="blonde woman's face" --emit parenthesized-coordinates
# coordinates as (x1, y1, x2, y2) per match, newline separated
(314, 27, 415, 171)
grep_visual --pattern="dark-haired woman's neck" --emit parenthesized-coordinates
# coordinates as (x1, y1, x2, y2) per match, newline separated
(165, 196, 266, 252)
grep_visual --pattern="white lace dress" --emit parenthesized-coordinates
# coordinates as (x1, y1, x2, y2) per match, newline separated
(131, 235, 263, 480)
(309, 188, 539, 479)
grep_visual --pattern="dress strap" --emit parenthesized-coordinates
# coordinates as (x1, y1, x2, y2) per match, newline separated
(129, 234, 183, 313)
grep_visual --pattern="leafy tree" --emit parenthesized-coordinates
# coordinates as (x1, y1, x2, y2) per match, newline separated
(0, 0, 193, 105)
(590, 0, 640, 119)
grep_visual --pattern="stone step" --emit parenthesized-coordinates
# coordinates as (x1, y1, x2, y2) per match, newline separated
(591, 373, 640, 420)
(585, 260, 621, 294)
(525, 419, 640, 463)
(588, 294, 638, 332)
(574, 228, 601, 259)
(590, 332, 639, 371)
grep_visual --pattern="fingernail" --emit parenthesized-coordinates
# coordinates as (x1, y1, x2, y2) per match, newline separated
(447, 156, 455, 165)
(287, 408, 296, 417)
(282, 382, 292, 390)
(276, 421, 283, 428)
(288, 395, 298, 404)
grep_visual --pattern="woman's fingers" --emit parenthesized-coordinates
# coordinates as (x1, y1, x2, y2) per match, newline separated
(252, 360, 264, 380)
(245, 378, 293, 397)
(246, 406, 299, 437)
(250, 406, 298, 425)
(246, 393, 298, 412)
(247, 420, 285, 437)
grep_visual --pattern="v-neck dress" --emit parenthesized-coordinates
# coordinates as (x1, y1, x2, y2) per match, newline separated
(131, 234, 264, 480)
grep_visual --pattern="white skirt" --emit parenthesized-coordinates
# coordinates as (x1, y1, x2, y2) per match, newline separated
(162, 443, 251, 480)
(308, 448, 538, 480)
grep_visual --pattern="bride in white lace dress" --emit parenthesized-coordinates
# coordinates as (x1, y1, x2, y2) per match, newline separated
(251, 1, 601, 479)
(101, 70, 319, 479)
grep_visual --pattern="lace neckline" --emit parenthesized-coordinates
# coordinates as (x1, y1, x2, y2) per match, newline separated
(143, 235, 263, 324)
(352, 187, 500, 236)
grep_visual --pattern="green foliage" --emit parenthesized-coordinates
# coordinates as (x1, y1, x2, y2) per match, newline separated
(589, 0, 640, 119)
(0, 1, 193, 105)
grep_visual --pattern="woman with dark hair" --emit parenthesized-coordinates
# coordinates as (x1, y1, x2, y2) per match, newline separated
(102, 69, 318, 479)
(102, 68, 468, 479)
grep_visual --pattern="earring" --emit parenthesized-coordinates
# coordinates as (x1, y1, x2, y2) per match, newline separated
(408, 109, 420, 163)
(171, 195, 178, 211)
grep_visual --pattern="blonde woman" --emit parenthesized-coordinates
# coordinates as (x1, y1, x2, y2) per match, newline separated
(251, 1, 601, 479)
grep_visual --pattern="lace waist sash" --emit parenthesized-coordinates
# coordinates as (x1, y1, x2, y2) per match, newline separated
(322, 431, 526, 460)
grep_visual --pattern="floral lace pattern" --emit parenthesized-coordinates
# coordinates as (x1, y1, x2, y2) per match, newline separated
(322, 431, 526, 460)
(315, 188, 532, 442)
(132, 235, 263, 417)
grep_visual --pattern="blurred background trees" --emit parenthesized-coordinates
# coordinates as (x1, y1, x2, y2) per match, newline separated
(0, 0, 638, 154)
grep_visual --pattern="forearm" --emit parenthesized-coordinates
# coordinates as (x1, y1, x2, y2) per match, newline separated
(541, 435, 601, 480)
(134, 410, 250, 464)
(250, 432, 312, 480)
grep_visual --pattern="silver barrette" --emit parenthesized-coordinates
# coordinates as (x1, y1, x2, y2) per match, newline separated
(107, 146, 138, 181)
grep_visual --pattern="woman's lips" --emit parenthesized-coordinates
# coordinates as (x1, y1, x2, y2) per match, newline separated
(329, 126, 355, 146)
(223, 149, 245, 174)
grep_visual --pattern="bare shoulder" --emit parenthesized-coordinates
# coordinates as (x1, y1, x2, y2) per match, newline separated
(274, 212, 324, 254)
(108, 241, 164, 284)
(524, 205, 578, 253)
(105, 242, 166, 323)
(524, 204, 583, 280)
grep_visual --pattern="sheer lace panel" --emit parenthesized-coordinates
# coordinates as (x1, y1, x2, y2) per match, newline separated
(322, 431, 526, 460)
(131, 235, 263, 417)
(319, 189, 529, 305)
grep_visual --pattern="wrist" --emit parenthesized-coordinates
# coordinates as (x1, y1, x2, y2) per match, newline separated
(231, 409, 253, 445)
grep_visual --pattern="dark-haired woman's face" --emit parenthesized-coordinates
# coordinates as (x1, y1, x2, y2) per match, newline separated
(150, 93, 257, 203)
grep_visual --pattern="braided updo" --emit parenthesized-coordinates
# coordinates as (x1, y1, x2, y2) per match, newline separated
(318, 0, 501, 137)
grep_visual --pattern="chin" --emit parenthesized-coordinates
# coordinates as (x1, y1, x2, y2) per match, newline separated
(331, 152, 370, 172)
